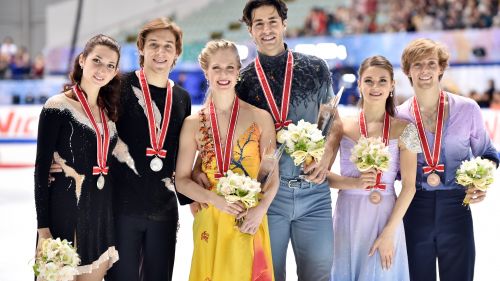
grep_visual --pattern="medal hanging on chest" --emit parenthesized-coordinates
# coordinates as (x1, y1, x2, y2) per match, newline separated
(209, 98, 240, 179)
(359, 111, 390, 204)
(138, 69, 173, 172)
(254, 50, 293, 132)
(412, 92, 446, 187)
(73, 85, 110, 189)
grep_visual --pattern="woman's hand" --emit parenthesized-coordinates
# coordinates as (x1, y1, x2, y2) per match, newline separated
(36, 228, 53, 258)
(189, 202, 208, 216)
(238, 204, 267, 235)
(212, 195, 245, 216)
(368, 232, 395, 271)
(356, 169, 378, 189)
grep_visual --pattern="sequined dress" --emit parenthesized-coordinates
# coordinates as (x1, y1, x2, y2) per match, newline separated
(188, 109, 274, 281)
(34, 94, 119, 273)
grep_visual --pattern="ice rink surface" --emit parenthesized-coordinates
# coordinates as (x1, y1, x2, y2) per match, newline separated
(1, 163, 499, 281)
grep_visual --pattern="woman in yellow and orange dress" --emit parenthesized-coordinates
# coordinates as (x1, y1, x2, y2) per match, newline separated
(176, 40, 278, 281)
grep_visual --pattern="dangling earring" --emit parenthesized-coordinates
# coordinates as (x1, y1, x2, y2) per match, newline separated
(390, 91, 393, 97)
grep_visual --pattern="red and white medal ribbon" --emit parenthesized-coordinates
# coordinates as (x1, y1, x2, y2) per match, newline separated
(73, 85, 110, 177)
(209, 98, 239, 179)
(412, 91, 445, 174)
(139, 69, 173, 161)
(359, 111, 390, 190)
(255, 50, 293, 131)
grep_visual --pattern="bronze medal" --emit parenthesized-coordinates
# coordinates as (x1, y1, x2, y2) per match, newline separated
(427, 173, 441, 187)
(369, 190, 382, 204)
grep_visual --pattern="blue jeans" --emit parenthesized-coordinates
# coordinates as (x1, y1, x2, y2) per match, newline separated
(268, 177, 334, 281)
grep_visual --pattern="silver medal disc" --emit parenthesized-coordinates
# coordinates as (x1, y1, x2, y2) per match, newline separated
(97, 175, 105, 189)
(150, 157, 163, 172)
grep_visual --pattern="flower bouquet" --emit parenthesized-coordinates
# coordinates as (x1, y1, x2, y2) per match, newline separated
(456, 157, 495, 206)
(277, 119, 325, 167)
(216, 170, 262, 226)
(33, 237, 80, 281)
(350, 136, 390, 172)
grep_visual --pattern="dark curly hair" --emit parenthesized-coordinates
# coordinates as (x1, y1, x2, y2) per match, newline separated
(241, 0, 288, 27)
(65, 34, 121, 121)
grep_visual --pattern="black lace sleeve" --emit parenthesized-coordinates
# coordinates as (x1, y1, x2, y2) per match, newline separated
(34, 107, 63, 228)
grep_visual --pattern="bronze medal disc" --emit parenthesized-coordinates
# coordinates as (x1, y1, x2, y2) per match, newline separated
(427, 173, 441, 187)
(369, 190, 382, 204)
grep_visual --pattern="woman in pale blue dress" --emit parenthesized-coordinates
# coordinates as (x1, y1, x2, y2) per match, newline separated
(324, 56, 421, 281)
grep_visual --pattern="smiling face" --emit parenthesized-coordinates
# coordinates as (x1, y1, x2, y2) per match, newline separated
(204, 48, 240, 93)
(248, 5, 286, 56)
(408, 51, 444, 91)
(79, 45, 119, 88)
(139, 29, 178, 75)
(358, 66, 394, 107)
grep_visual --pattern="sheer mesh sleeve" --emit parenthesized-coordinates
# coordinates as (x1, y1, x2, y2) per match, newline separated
(400, 123, 422, 153)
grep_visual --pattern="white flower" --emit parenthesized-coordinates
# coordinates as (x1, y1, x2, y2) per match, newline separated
(276, 119, 325, 166)
(216, 170, 262, 208)
(34, 238, 80, 281)
(456, 157, 495, 192)
(350, 136, 390, 172)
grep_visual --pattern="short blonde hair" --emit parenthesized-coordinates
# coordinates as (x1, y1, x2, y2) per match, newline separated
(401, 38, 449, 80)
(198, 39, 241, 72)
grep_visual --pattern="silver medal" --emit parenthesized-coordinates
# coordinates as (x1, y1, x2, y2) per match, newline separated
(150, 157, 163, 172)
(97, 174, 105, 189)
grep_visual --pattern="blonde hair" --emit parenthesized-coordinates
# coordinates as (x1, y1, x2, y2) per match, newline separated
(401, 38, 450, 82)
(199, 40, 242, 106)
(198, 39, 241, 72)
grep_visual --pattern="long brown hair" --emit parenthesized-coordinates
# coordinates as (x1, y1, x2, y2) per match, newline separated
(65, 34, 121, 121)
(358, 55, 396, 116)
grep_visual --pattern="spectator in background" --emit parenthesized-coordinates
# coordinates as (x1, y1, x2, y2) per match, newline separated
(0, 53, 10, 79)
(490, 91, 500, 110)
(485, 79, 496, 107)
(304, 7, 328, 36)
(0, 36, 17, 59)
(10, 46, 31, 79)
(31, 53, 45, 79)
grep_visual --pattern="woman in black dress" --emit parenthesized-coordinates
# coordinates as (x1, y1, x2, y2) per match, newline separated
(34, 34, 121, 280)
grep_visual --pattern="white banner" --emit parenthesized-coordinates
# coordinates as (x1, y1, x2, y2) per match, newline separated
(1, 105, 499, 167)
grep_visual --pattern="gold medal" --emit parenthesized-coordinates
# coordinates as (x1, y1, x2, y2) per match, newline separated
(427, 173, 441, 187)
(369, 190, 382, 204)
